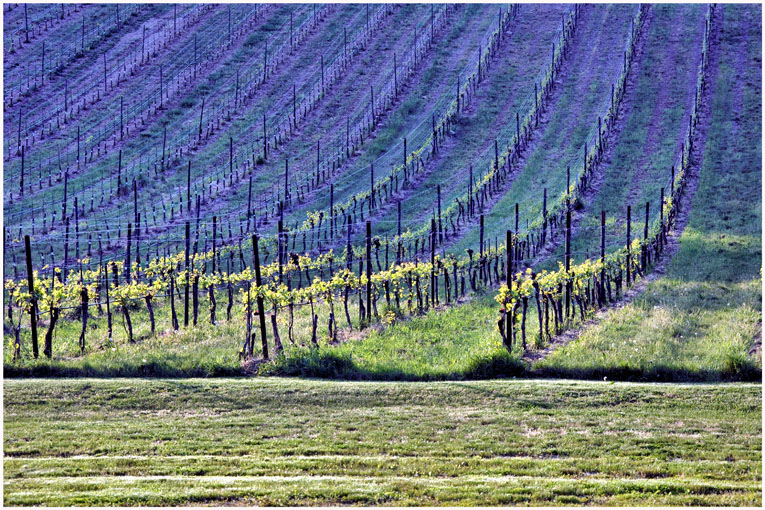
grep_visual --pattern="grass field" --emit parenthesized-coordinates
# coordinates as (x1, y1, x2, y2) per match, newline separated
(3, 378, 761, 506)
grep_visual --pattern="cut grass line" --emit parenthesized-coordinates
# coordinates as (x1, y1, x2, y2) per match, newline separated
(6, 475, 759, 487)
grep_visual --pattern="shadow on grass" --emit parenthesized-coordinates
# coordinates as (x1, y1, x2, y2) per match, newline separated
(3, 359, 243, 378)
(528, 361, 762, 383)
(5, 344, 761, 382)
(256, 348, 526, 381)
(257, 347, 761, 382)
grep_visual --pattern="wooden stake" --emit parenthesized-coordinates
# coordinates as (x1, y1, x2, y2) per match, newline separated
(184, 221, 190, 327)
(366, 221, 372, 323)
(24, 235, 39, 358)
(253, 234, 269, 359)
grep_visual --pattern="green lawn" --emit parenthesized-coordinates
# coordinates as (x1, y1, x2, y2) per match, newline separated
(3, 378, 761, 506)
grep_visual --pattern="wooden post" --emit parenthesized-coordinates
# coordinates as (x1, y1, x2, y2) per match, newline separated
(566, 165, 571, 209)
(611, 83, 614, 114)
(212, 216, 217, 275)
(162, 126, 167, 171)
(263, 114, 267, 160)
(253, 234, 269, 359)
(117, 149, 122, 192)
(479, 214, 485, 258)
(187, 161, 192, 212)
(24, 4, 29, 43)
(542, 188, 548, 244)
(493, 139, 499, 175)
(432, 113, 436, 154)
(133, 181, 140, 274)
(284, 158, 290, 203)
(565, 208, 571, 320)
(506, 230, 512, 349)
(394, 52, 398, 98)
(198, 97, 205, 141)
(516, 112, 520, 150)
(19, 146, 24, 196)
(62, 170, 69, 220)
(229, 137, 233, 178)
(247, 173, 253, 229)
(671, 165, 675, 194)
(515, 203, 519, 237)
(370, 85, 375, 127)
(263, 39, 268, 82)
(125, 223, 132, 283)
(120, 96, 124, 140)
(626, 205, 631, 285)
(330, 183, 334, 237)
(397, 201, 402, 264)
(600, 210, 606, 302)
(660, 187, 665, 250)
(366, 221, 372, 324)
(184, 221, 190, 327)
(370, 163, 374, 210)
(643, 201, 649, 271)
(277, 220, 283, 283)
(403, 137, 407, 183)
(24, 235, 39, 359)
(430, 218, 436, 306)
(63, 218, 69, 282)
(437, 184, 442, 243)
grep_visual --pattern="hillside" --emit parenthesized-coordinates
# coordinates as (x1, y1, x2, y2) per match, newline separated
(3, 4, 761, 381)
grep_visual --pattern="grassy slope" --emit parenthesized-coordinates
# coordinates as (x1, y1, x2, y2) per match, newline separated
(448, 4, 634, 255)
(535, 3, 762, 379)
(3, 6, 760, 384)
(546, 4, 707, 265)
(4, 4, 232, 208)
(281, 4, 497, 229)
(3, 378, 760, 506)
(2, 5, 326, 261)
(360, 4, 569, 245)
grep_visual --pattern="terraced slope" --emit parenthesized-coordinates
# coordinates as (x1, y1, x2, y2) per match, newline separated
(536, 2, 762, 379)
(1, 4, 760, 384)
(545, 3, 709, 266)
(2, 5, 362, 265)
(448, 3, 636, 255)
(341, 4, 570, 246)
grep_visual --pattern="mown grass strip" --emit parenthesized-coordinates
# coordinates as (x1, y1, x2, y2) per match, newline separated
(3, 378, 760, 506)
